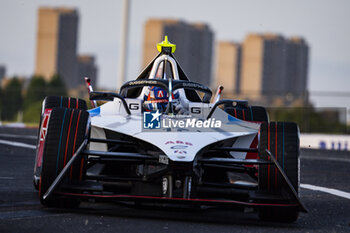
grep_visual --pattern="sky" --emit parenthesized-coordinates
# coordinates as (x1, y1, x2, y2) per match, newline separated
(1, 0, 350, 111)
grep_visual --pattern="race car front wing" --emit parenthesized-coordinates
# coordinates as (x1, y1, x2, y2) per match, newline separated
(43, 137, 307, 213)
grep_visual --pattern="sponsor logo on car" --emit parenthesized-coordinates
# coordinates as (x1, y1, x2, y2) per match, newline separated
(165, 141, 193, 146)
(170, 145, 188, 149)
(143, 112, 222, 130)
(162, 118, 221, 128)
(143, 110, 161, 129)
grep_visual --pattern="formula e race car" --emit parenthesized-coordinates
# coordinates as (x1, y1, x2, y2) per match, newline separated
(33, 37, 306, 222)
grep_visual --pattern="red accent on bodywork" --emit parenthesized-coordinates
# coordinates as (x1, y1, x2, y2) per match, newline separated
(36, 109, 52, 168)
(245, 135, 258, 160)
(56, 192, 299, 208)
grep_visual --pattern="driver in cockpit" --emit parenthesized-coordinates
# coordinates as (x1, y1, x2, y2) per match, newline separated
(142, 63, 188, 114)
(143, 86, 179, 112)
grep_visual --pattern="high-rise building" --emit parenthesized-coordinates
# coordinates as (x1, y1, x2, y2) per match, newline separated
(240, 34, 285, 100)
(240, 33, 308, 104)
(34, 7, 79, 88)
(77, 55, 98, 88)
(0, 65, 5, 81)
(142, 19, 214, 87)
(215, 42, 241, 96)
(240, 34, 264, 100)
(285, 37, 309, 98)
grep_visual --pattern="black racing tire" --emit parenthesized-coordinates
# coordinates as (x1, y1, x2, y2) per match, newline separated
(258, 122, 300, 222)
(224, 106, 269, 122)
(39, 107, 89, 208)
(43, 96, 88, 111)
(33, 96, 87, 190)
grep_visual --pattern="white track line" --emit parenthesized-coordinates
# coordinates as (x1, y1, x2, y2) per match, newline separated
(0, 177, 14, 180)
(0, 139, 36, 149)
(0, 133, 37, 139)
(301, 183, 350, 200)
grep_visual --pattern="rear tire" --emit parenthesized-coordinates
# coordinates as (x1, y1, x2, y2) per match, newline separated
(224, 106, 269, 122)
(258, 122, 300, 222)
(39, 107, 89, 208)
(33, 96, 87, 190)
(43, 96, 87, 111)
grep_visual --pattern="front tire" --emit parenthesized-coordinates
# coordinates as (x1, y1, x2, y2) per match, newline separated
(258, 122, 300, 222)
(39, 107, 89, 208)
(33, 96, 87, 190)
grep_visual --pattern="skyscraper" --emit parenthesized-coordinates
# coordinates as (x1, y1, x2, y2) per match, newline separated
(240, 34, 285, 100)
(142, 19, 214, 87)
(240, 33, 308, 104)
(285, 37, 309, 98)
(34, 7, 79, 88)
(215, 42, 241, 96)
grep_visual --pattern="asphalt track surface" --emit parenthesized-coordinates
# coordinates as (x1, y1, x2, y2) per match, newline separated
(0, 127, 349, 232)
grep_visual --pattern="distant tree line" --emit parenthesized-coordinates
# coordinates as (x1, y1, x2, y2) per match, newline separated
(267, 107, 349, 134)
(0, 74, 66, 123)
(0, 74, 348, 134)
